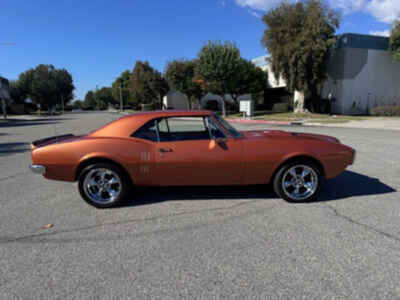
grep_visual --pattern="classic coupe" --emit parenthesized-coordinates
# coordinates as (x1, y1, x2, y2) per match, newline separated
(30, 110, 355, 208)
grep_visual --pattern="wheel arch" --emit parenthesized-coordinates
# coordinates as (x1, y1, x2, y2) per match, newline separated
(271, 155, 325, 183)
(75, 157, 133, 185)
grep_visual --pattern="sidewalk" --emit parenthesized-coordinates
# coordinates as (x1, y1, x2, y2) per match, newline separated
(309, 118, 400, 131)
(227, 117, 400, 131)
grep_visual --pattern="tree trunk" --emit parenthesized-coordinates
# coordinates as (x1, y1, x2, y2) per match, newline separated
(221, 95, 226, 117)
(294, 90, 305, 113)
(1, 98, 6, 119)
(187, 94, 192, 110)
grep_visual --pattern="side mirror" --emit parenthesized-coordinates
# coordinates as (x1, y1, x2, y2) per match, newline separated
(214, 138, 228, 150)
(214, 137, 226, 144)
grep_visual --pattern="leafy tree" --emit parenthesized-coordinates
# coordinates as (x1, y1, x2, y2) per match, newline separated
(165, 59, 203, 109)
(151, 70, 169, 110)
(16, 64, 75, 113)
(130, 61, 157, 106)
(389, 21, 400, 63)
(18, 69, 34, 98)
(261, 0, 339, 112)
(30, 64, 59, 111)
(196, 41, 242, 116)
(83, 90, 97, 110)
(8, 80, 25, 104)
(95, 87, 116, 109)
(54, 68, 74, 107)
(72, 100, 83, 109)
(112, 70, 132, 109)
(228, 59, 269, 103)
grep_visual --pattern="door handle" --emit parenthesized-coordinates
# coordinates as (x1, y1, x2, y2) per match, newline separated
(158, 148, 173, 153)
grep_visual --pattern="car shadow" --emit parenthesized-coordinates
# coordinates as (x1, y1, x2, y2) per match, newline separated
(318, 170, 396, 201)
(0, 142, 30, 156)
(121, 170, 396, 207)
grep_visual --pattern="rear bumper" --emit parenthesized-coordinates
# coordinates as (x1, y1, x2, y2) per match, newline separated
(29, 164, 46, 175)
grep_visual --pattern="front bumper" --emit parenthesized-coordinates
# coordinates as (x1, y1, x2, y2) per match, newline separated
(29, 164, 46, 175)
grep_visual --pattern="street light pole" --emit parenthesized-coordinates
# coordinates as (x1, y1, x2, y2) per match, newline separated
(96, 85, 99, 111)
(61, 94, 64, 114)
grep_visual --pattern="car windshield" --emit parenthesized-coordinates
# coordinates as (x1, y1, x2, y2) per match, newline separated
(213, 114, 241, 138)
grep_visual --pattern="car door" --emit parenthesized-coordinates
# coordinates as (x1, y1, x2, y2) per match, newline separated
(155, 116, 244, 186)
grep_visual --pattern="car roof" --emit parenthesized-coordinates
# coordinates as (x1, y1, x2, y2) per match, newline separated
(124, 110, 212, 118)
(89, 110, 214, 138)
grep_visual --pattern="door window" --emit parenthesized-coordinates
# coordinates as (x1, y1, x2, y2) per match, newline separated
(158, 117, 210, 142)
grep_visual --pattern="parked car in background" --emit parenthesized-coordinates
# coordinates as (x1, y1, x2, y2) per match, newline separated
(30, 110, 355, 208)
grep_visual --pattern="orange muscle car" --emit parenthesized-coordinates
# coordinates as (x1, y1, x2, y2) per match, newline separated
(30, 110, 355, 208)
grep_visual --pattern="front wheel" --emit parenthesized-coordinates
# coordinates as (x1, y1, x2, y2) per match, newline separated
(273, 161, 322, 203)
(78, 163, 128, 208)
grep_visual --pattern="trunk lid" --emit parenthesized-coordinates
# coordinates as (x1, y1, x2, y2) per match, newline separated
(31, 134, 79, 150)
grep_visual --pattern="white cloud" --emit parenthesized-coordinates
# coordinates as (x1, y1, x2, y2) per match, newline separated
(369, 29, 391, 37)
(234, 0, 286, 11)
(328, 0, 366, 14)
(234, 0, 400, 24)
(250, 10, 261, 18)
(367, 0, 400, 23)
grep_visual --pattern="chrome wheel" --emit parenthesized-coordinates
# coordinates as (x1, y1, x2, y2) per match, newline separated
(83, 168, 122, 205)
(281, 165, 318, 201)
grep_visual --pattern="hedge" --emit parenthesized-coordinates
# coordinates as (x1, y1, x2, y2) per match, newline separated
(272, 103, 290, 113)
(370, 105, 400, 116)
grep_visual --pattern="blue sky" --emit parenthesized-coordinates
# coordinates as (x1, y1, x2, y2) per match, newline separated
(0, 0, 396, 100)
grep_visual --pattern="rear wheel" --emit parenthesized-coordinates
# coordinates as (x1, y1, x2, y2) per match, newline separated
(78, 163, 128, 208)
(273, 160, 322, 203)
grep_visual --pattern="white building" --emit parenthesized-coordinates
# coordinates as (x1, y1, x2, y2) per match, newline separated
(252, 33, 400, 115)
(163, 90, 190, 110)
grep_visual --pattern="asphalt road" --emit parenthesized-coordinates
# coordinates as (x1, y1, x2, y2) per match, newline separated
(0, 112, 399, 299)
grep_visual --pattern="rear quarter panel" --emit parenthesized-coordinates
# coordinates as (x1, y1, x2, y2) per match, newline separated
(32, 137, 155, 184)
(243, 137, 351, 184)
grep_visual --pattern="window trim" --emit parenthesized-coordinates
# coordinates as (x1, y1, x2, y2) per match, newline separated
(211, 114, 241, 139)
(130, 118, 160, 143)
(205, 116, 227, 140)
(154, 119, 160, 142)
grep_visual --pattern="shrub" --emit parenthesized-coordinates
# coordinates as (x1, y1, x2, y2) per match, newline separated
(370, 105, 400, 116)
(141, 103, 154, 111)
(272, 103, 290, 113)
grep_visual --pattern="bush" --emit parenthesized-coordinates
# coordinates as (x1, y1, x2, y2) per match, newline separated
(371, 105, 400, 116)
(272, 103, 290, 113)
(141, 103, 154, 111)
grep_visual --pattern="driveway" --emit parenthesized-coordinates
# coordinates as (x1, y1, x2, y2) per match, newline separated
(0, 112, 399, 299)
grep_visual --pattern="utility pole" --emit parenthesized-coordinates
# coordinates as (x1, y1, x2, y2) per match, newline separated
(96, 85, 99, 111)
(61, 94, 64, 114)
(119, 83, 123, 112)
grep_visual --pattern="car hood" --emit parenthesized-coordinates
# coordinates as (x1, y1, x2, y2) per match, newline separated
(241, 130, 341, 144)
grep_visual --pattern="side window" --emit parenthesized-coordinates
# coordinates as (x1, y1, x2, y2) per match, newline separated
(158, 117, 210, 142)
(158, 118, 169, 133)
(132, 120, 158, 142)
(206, 117, 226, 139)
